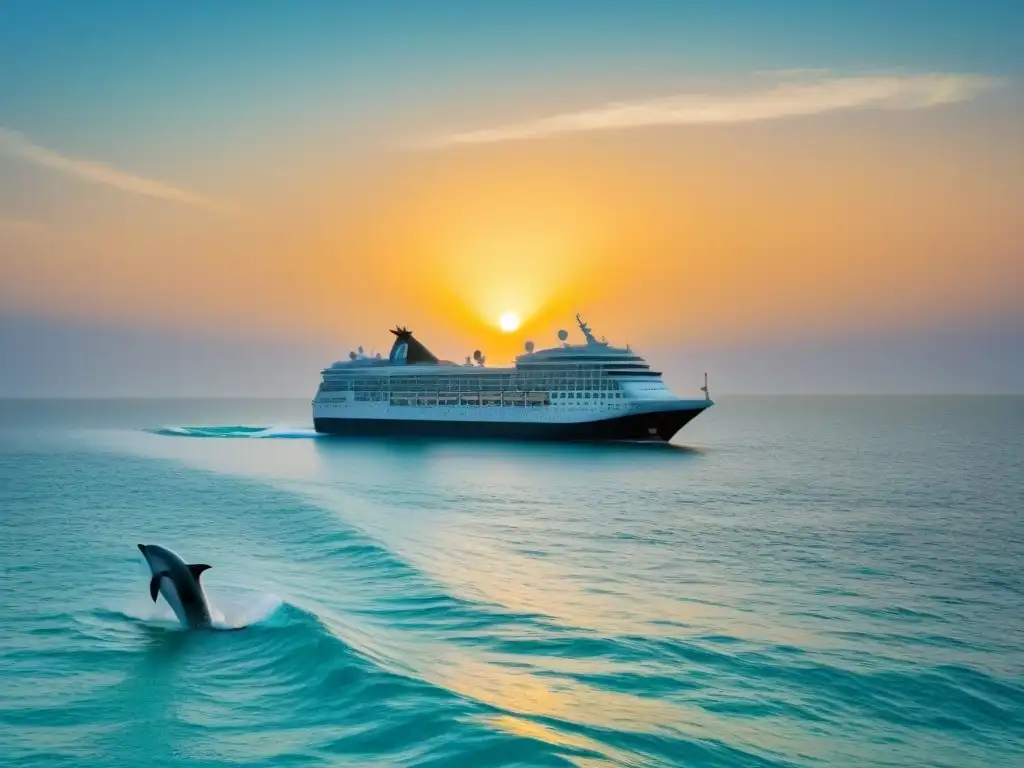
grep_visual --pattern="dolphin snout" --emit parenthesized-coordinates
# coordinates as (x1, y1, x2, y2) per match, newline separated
(137, 543, 147, 554)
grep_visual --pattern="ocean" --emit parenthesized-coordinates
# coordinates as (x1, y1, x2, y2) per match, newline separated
(1, 397, 1022, 767)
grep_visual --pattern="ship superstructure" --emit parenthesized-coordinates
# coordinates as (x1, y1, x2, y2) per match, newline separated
(312, 315, 712, 441)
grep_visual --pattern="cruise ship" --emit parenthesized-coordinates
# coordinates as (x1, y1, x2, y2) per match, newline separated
(312, 315, 713, 441)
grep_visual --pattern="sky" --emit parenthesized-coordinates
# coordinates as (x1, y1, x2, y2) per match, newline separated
(1, 0, 1022, 395)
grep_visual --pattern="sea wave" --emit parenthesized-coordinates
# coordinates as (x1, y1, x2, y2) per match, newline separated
(5, 398, 1024, 767)
(42, 598, 610, 767)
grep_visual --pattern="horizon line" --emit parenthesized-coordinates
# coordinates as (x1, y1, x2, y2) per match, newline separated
(2, 393, 1020, 400)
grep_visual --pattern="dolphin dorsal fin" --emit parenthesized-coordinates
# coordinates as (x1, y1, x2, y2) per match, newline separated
(149, 572, 167, 602)
(188, 563, 212, 583)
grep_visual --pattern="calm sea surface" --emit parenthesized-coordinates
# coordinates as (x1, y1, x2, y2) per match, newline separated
(1, 397, 1022, 767)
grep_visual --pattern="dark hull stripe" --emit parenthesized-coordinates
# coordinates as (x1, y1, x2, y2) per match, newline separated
(313, 406, 708, 442)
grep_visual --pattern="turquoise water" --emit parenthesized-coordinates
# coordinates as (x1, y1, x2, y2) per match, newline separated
(1, 397, 1022, 767)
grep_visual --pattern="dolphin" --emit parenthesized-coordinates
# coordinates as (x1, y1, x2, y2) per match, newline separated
(137, 543, 215, 629)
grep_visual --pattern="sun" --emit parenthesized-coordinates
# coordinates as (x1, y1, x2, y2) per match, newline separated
(499, 311, 521, 333)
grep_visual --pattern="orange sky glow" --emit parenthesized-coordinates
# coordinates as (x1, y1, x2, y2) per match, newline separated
(2, 93, 1022, 368)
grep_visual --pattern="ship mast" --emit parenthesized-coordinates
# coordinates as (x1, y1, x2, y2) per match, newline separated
(575, 313, 598, 345)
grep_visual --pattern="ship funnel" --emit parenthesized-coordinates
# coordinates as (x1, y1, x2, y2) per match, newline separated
(389, 326, 439, 365)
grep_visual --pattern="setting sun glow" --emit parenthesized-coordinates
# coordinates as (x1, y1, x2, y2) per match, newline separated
(499, 312, 521, 333)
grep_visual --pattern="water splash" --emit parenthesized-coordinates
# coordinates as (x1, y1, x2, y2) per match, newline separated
(121, 588, 285, 631)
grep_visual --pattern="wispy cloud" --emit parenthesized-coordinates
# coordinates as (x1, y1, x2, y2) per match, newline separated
(0, 126, 240, 215)
(412, 72, 1002, 149)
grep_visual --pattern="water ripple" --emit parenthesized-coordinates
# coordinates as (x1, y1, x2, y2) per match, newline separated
(3, 398, 1024, 766)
